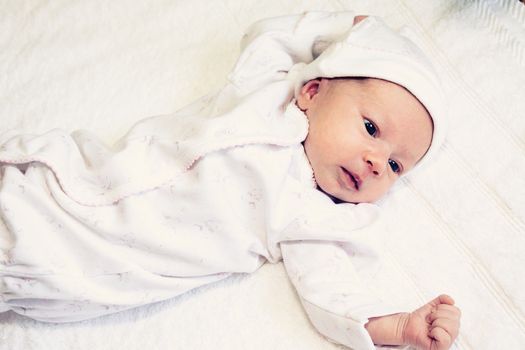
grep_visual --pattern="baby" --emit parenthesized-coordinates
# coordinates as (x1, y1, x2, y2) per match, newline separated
(0, 11, 460, 350)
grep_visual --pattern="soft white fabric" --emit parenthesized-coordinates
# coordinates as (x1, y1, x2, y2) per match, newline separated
(1, 1, 524, 350)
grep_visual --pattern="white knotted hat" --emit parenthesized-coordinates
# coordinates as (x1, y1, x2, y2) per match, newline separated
(289, 16, 447, 169)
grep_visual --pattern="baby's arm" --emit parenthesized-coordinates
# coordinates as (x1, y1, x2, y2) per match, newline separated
(281, 239, 461, 349)
(365, 295, 461, 349)
(281, 239, 406, 349)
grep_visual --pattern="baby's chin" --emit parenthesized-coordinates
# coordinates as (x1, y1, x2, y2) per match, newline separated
(315, 185, 365, 204)
(315, 181, 383, 204)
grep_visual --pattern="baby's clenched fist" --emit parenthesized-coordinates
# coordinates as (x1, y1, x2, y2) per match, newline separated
(403, 294, 461, 350)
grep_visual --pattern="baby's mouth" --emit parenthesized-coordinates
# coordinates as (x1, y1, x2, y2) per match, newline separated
(341, 167, 360, 190)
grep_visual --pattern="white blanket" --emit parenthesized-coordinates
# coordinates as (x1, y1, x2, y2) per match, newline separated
(0, 0, 524, 349)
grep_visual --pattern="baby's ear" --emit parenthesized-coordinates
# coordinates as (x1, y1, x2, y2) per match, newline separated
(296, 79, 321, 111)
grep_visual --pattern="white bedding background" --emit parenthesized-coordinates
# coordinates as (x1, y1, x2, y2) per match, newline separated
(1, 0, 524, 349)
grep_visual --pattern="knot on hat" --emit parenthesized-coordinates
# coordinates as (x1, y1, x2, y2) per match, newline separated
(289, 16, 447, 170)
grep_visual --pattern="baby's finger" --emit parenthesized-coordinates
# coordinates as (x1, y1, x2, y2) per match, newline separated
(429, 326, 453, 350)
(430, 318, 460, 340)
(353, 15, 368, 26)
(427, 294, 455, 309)
(435, 304, 461, 316)
(437, 294, 455, 306)
(427, 307, 461, 323)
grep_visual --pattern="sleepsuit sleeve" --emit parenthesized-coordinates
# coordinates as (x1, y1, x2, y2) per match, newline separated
(281, 239, 406, 349)
(228, 11, 357, 89)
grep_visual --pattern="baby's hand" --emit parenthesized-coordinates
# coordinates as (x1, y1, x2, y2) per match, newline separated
(403, 294, 461, 350)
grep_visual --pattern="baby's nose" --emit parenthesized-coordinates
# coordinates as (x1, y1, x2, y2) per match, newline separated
(365, 144, 390, 176)
(366, 159, 386, 176)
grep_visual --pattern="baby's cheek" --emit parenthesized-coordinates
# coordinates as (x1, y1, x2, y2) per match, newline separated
(361, 178, 397, 203)
(383, 177, 403, 196)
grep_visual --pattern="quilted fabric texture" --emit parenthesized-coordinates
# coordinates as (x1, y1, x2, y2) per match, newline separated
(0, 0, 524, 349)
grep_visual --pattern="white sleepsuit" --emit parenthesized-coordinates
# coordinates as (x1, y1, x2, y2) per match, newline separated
(0, 12, 406, 349)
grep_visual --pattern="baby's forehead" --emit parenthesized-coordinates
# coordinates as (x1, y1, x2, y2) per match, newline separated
(326, 77, 423, 105)
(326, 77, 434, 164)
(326, 76, 404, 91)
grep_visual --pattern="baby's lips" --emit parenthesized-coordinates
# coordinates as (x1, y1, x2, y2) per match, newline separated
(342, 167, 360, 190)
(350, 171, 363, 189)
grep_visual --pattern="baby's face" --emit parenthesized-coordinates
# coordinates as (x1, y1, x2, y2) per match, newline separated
(297, 78, 433, 203)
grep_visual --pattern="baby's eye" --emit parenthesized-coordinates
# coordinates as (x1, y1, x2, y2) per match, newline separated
(388, 159, 400, 173)
(363, 118, 377, 137)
